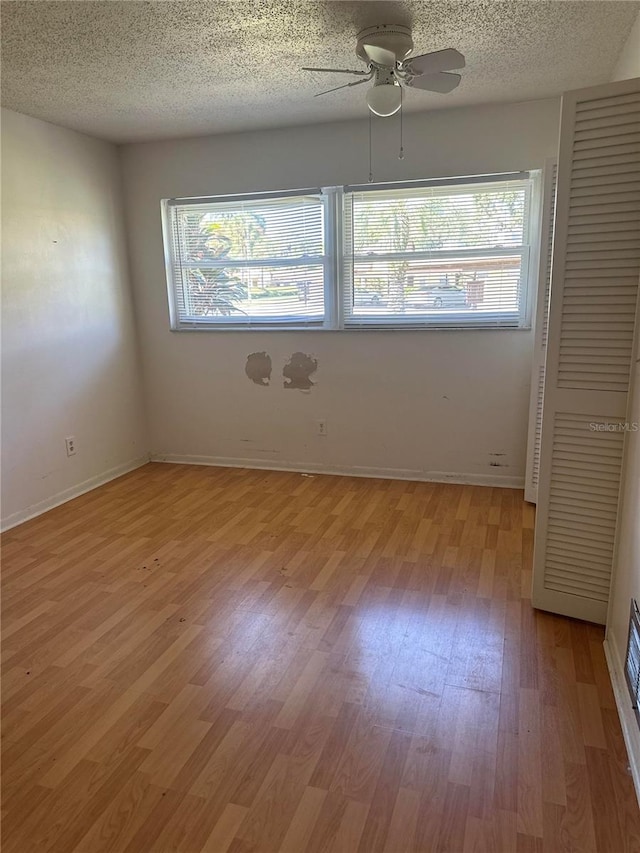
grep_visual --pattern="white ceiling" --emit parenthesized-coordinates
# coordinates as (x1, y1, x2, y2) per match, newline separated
(1, 1, 638, 143)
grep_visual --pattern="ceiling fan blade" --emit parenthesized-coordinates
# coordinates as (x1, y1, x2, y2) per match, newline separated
(406, 71, 461, 93)
(404, 48, 465, 75)
(302, 67, 370, 76)
(314, 77, 371, 98)
(362, 43, 397, 66)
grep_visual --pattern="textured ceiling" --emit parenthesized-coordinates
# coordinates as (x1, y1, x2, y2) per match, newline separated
(1, 1, 638, 143)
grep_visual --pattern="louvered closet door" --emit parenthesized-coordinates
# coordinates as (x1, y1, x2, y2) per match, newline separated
(532, 76, 640, 624)
(525, 161, 557, 504)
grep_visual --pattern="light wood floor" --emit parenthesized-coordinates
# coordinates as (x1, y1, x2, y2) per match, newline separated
(2, 463, 639, 853)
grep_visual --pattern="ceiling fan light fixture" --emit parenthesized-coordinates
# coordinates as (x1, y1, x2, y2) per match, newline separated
(366, 82, 402, 117)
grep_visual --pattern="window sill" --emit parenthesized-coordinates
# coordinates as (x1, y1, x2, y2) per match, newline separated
(170, 323, 532, 333)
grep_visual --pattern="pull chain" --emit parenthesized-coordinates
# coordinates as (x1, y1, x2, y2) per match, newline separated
(398, 86, 404, 160)
(368, 108, 374, 182)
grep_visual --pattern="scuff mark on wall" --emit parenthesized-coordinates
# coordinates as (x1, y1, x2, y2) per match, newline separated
(489, 452, 509, 467)
(245, 352, 272, 386)
(283, 352, 318, 391)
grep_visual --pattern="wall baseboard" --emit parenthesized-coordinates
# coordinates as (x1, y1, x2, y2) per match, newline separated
(603, 635, 640, 807)
(0, 451, 524, 533)
(1, 455, 150, 532)
(150, 453, 525, 489)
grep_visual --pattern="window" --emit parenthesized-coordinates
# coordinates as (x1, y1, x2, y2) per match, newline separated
(163, 173, 536, 330)
(164, 190, 331, 328)
(343, 175, 533, 328)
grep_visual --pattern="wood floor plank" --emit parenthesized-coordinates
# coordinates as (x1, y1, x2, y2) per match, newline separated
(382, 786, 420, 853)
(517, 687, 544, 838)
(39, 624, 203, 789)
(68, 771, 163, 853)
(1, 463, 638, 852)
(201, 803, 249, 853)
(277, 785, 327, 853)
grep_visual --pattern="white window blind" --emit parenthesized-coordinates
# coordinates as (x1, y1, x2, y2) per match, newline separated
(164, 190, 329, 328)
(343, 175, 533, 328)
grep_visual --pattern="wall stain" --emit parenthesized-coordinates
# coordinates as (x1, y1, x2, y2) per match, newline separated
(283, 352, 318, 391)
(245, 352, 272, 386)
(489, 452, 508, 467)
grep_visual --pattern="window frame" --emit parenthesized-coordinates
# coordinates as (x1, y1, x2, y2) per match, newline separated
(162, 188, 335, 331)
(342, 173, 536, 330)
(162, 172, 540, 332)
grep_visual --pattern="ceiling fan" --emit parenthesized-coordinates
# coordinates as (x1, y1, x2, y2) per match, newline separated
(303, 24, 465, 117)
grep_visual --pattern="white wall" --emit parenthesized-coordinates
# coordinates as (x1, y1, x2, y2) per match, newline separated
(611, 9, 640, 81)
(1, 109, 147, 528)
(604, 18, 640, 799)
(121, 98, 560, 485)
(605, 331, 640, 800)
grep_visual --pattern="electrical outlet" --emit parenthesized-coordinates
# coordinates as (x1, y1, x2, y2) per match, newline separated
(317, 420, 328, 437)
(65, 436, 76, 457)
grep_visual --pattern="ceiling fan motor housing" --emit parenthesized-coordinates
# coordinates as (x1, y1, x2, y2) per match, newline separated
(374, 67, 397, 86)
(356, 24, 414, 65)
